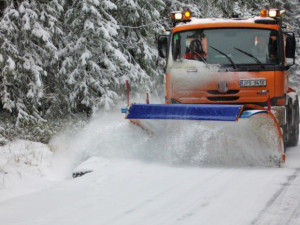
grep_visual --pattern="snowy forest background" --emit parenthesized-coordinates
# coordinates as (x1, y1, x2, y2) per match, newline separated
(0, 0, 299, 144)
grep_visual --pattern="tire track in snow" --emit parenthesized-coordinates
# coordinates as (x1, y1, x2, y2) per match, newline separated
(251, 168, 300, 225)
(102, 168, 233, 225)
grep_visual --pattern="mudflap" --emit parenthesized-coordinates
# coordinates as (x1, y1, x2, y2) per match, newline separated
(122, 104, 285, 167)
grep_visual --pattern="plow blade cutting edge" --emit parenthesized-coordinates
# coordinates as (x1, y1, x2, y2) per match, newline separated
(122, 104, 285, 166)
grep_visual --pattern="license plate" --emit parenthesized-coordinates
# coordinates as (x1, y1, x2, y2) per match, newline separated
(240, 79, 266, 87)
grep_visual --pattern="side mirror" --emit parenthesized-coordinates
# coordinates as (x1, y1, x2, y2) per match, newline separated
(285, 33, 296, 66)
(158, 34, 170, 59)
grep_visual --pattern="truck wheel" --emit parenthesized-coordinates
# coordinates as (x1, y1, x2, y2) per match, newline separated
(286, 96, 299, 147)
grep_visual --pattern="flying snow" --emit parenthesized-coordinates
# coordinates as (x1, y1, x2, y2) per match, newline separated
(48, 106, 283, 178)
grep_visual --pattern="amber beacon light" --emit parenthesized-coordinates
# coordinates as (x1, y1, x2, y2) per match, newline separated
(260, 8, 283, 18)
(171, 10, 192, 24)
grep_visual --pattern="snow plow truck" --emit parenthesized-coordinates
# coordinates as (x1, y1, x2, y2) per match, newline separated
(122, 9, 298, 166)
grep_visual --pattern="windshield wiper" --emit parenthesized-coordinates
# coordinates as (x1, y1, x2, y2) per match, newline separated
(210, 46, 237, 69)
(234, 47, 264, 68)
(193, 52, 209, 67)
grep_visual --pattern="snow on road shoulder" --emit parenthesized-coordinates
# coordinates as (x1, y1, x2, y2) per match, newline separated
(0, 140, 54, 201)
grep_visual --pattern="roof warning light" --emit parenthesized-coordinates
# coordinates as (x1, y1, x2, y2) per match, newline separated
(171, 10, 192, 26)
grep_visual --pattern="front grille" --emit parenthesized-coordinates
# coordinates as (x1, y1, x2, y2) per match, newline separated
(208, 96, 239, 101)
(207, 90, 239, 95)
(170, 98, 182, 104)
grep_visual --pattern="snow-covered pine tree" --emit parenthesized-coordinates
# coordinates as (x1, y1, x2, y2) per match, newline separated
(208, 0, 266, 18)
(281, 0, 300, 87)
(112, 0, 166, 100)
(0, 0, 65, 141)
(60, 0, 152, 113)
(1, 1, 47, 123)
(38, 0, 66, 119)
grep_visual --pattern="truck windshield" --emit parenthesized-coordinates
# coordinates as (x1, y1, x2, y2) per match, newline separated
(172, 28, 279, 65)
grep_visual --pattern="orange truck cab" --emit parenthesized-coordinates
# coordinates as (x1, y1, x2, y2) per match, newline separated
(158, 9, 298, 147)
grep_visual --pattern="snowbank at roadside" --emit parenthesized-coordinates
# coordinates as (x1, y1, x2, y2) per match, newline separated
(0, 140, 53, 201)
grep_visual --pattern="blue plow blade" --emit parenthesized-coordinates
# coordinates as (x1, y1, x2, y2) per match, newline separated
(124, 104, 246, 121)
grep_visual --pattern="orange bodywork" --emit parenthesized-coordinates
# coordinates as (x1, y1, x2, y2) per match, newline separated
(166, 70, 287, 105)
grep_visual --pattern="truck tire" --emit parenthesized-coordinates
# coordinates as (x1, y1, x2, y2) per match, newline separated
(286, 95, 299, 147)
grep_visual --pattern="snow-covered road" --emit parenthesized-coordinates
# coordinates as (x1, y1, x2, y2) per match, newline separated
(0, 110, 300, 225)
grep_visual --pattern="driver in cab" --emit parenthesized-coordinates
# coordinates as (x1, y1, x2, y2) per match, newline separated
(183, 39, 206, 60)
